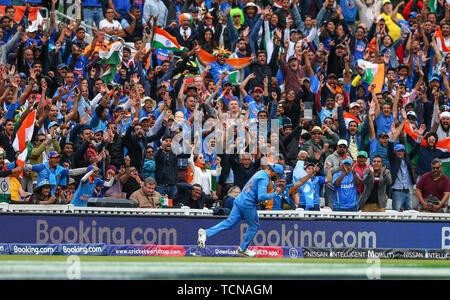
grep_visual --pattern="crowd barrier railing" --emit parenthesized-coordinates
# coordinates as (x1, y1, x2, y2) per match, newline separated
(2, 203, 450, 220)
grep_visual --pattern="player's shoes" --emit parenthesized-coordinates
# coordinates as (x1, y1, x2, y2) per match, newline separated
(237, 247, 256, 257)
(197, 228, 207, 249)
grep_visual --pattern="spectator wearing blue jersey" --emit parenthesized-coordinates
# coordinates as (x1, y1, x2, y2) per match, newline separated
(296, 162, 333, 210)
(197, 164, 285, 257)
(240, 73, 268, 120)
(332, 158, 360, 211)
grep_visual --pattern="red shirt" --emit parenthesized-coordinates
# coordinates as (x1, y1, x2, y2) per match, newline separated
(355, 164, 368, 194)
(416, 172, 450, 200)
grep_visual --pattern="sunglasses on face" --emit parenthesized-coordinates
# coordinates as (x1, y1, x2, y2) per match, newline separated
(312, 132, 322, 136)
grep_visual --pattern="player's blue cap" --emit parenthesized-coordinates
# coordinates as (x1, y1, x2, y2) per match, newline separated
(87, 165, 95, 172)
(269, 164, 286, 178)
(394, 144, 406, 151)
(341, 158, 353, 165)
(48, 151, 61, 159)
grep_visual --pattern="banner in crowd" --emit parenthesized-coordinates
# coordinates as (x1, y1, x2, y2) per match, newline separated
(0, 6, 41, 22)
(1, 214, 450, 250)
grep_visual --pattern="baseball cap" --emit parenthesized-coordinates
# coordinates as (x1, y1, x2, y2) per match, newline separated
(269, 164, 286, 178)
(139, 116, 150, 123)
(48, 151, 61, 158)
(310, 126, 323, 134)
(394, 144, 406, 151)
(290, 29, 298, 34)
(327, 73, 337, 79)
(287, 55, 299, 62)
(398, 64, 408, 70)
(409, 11, 418, 18)
(407, 111, 417, 118)
(304, 162, 316, 169)
(86, 165, 95, 172)
(48, 121, 59, 128)
(349, 102, 360, 109)
(19, 72, 27, 79)
(431, 75, 440, 83)
(336, 43, 345, 49)
(253, 87, 263, 93)
(382, 0, 391, 5)
(337, 139, 348, 147)
(357, 151, 368, 158)
(378, 132, 389, 138)
(57, 63, 67, 70)
(341, 158, 353, 165)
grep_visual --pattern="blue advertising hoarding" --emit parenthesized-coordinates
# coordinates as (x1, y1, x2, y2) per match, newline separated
(0, 214, 449, 249)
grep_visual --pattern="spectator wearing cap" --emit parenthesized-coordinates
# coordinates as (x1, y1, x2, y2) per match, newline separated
(358, 155, 392, 212)
(279, 49, 314, 94)
(29, 180, 56, 205)
(265, 174, 299, 211)
(388, 143, 415, 211)
(304, 125, 339, 170)
(240, 73, 268, 120)
(275, 153, 293, 184)
(354, 151, 369, 194)
(332, 158, 361, 211)
(296, 162, 333, 211)
(368, 97, 407, 170)
(25, 151, 87, 195)
(379, 0, 404, 42)
(324, 139, 351, 207)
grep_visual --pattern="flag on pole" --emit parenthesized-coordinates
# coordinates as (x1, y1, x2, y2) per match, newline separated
(153, 27, 186, 52)
(13, 110, 36, 168)
(356, 59, 385, 94)
(97, 41, 124, 84)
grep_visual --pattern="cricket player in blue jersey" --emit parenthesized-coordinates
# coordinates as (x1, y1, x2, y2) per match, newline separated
(70, 166, 115, 207)
(197, 164, 285, 257)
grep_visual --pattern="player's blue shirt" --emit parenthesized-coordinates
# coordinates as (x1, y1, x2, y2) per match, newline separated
(53, 86, 76, 111)
(234, 170, 279, 208)
(332, 171, 359, 209)
(71, 177, 105, 207)
(32, 163, 69, 195)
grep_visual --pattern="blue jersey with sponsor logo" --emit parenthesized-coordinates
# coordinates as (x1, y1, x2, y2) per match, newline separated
(234, 170, 278, 208)
(332, 171, 359, 209)
(71, 177, 105, 207)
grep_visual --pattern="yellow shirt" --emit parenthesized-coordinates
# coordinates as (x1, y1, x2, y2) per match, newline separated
(380, 12, 404, 42)
(9, 177, 21, 202)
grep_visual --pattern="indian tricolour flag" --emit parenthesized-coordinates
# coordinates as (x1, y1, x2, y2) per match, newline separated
(356, 59, 385, 94)
(13, 110, 36, 169)
(98, 41, 123, 84)
(153, 27, 186, 52)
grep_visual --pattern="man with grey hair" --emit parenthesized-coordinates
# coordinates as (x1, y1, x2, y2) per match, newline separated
(416, 158, 450, 213)
(129, 177, 163, 208)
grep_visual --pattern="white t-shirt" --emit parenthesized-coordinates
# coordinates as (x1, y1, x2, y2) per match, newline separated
(99, 19, 123, 31)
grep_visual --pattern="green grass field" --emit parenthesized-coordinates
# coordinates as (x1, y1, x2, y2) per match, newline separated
(1, 255, 450, 279)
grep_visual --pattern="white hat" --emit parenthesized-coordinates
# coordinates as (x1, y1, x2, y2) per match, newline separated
(441, 111, 450, 119)
(337, 139, 348, 147)
(349, 102, 360, 109)
(406, 111, 417, 118)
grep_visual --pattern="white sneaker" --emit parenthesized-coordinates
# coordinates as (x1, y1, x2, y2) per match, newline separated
(237, 247, 256, 257)
(197, 228, 207, 249)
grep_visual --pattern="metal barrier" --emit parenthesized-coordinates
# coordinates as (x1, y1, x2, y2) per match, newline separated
(2, 203, 450, 220)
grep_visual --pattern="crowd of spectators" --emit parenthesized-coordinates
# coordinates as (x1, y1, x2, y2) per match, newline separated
(0, 0, 448, 213)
